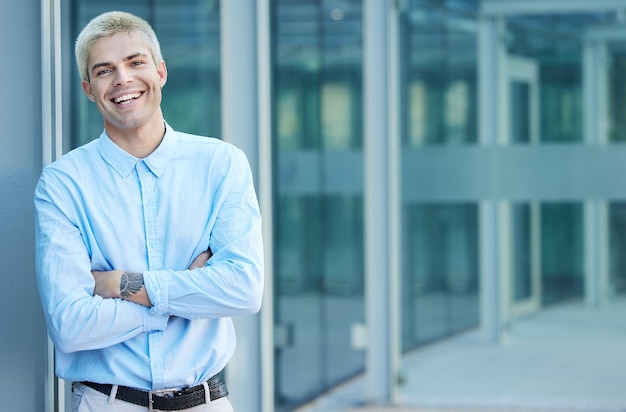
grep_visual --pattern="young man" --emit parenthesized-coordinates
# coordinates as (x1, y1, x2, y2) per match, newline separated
(35, 11, 263, 412)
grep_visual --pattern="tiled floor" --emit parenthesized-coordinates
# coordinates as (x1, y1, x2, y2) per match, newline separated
(297, 298, 626, 412)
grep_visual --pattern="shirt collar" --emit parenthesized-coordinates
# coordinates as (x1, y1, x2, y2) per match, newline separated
(97, 123, 177, 178)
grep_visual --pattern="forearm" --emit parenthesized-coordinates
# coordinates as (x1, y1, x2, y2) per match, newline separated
(145, 246, 264, 319)
(47, 297, 166, 353)
(92, 249, 211, 307)
(93, 270, 152, 307)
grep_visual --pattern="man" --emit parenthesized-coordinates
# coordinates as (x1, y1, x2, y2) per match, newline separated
(35, 11, 263, 412)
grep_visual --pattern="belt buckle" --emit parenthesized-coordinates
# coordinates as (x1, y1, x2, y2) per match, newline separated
(148, 387, 178, 412)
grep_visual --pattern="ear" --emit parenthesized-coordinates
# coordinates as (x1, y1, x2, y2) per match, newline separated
(157, 60, 168, 89)
(81, 80, 96, 102)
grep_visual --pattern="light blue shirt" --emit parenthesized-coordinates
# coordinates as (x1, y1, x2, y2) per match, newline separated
(35, 124, 263, 390)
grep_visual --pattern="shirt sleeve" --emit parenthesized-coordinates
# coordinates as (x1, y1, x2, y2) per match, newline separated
(35, 171, 169, 354)
(143, 148, 264, 319)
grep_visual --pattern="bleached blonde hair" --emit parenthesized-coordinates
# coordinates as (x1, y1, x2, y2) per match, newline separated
(75, 11, 163, 82)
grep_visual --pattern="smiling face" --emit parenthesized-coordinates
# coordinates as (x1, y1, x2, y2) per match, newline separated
(81, 31, 167, 140)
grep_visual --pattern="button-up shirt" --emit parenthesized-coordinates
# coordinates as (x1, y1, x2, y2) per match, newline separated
(35, 124, 263, 390)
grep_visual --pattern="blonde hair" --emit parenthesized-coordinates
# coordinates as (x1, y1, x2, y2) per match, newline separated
(75, 11, 163, 82)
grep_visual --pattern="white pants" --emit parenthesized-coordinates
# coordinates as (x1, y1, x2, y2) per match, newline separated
(73, 383, 234, 412)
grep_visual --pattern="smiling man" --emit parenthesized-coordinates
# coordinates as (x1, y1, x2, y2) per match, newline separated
(34, 11, 263, 412)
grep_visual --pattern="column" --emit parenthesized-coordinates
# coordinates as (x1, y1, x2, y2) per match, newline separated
(363, 0, 400, 405)
(478, 16, 505, 342)
(221, 1, 274, 411)
(583, 39, 609, 307)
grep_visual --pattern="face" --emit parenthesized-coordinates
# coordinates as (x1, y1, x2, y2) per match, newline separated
(81, 31, 167, 137)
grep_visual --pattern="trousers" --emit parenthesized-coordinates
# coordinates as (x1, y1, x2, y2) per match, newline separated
(72, 382, 234, 412)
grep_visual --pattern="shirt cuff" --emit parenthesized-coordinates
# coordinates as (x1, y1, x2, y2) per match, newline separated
(142, 309, 169, 332)
(143, 269, 169, 316)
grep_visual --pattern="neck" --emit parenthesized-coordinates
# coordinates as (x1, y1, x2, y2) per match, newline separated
(105, 116, 166, 158)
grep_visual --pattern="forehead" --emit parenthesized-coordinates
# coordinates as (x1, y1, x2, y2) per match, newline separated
(88, 31, 152, 64)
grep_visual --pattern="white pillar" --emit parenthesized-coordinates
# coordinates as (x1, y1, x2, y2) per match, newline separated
(363, 0, 400, 405)
(221, 2, 274, 411)
(256, 2, 275, 411)
(42, 0, 71, 410)
(583, 39, 609, 307)
(478, 16, 505, 342)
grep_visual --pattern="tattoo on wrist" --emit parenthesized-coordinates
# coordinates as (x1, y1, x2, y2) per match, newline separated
(120, 271, 144, 298)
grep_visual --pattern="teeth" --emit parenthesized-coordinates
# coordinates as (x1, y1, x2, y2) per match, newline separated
(114, 93, 141, 104)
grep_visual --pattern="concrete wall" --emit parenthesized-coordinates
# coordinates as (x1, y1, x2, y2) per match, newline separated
(0, 1, 47, 410)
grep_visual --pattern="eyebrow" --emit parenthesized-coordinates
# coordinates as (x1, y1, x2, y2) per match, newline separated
(90, 52, 149, 75)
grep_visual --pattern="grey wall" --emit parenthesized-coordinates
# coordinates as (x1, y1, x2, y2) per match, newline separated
(0, 1, 47, 410)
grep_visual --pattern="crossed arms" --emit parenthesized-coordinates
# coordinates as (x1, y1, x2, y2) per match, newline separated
(92, 249, 212, 307)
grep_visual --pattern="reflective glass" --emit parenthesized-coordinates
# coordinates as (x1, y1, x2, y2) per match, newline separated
(503, 202, 585, 314)
(506, 15, 584, 142)
(509, 82, 531, 143)
(400, 4, 477, 146)
(608, 41, 626, 142)
(273, 1, 365, 410)
(540, 203, 584, 305)
(504, 16, 585, 308)
(71, 0, 221, 148)
(402, 204, 479, 350)
(512, 204, 532, 302)
(399, 2, 479, 353)
(610, 203, 626, 293)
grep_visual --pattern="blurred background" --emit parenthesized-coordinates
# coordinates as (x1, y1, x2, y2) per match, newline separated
(4, 0, 626, 411)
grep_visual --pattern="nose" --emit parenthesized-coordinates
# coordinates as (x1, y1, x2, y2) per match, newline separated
(114, 66, 133, 85)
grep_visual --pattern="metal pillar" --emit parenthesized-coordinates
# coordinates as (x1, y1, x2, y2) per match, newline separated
(478, 16, 505, 342)
(42, 0, 70, 410)
(363, 0, 400, 405)
(221, 2, 272, 411)
(256, 2, 275, 411)
(583, 39, 609, 307)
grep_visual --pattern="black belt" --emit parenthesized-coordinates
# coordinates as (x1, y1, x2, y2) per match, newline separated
(81, 374, 228, 411)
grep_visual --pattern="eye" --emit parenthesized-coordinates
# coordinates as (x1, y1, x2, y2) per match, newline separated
(96, 69, 111, 76)
(131, 60, 145, 67)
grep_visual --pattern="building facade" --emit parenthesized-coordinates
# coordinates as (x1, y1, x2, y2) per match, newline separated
(3, 0, 626, 411)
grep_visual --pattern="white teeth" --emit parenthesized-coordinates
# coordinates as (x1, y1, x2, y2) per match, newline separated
(114, 93, 141, 104)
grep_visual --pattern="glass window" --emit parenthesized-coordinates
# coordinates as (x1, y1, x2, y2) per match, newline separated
(402, 203, 479, 350)
(511, 204, 532, 301)
(506, 15, 586, 143)
(610, 203, 626, 293)
(400, 3, 478, 146)
(540, 203, 584, 305)
(608, 41, 626, 142)
(399, 2, 480, 354)
(273, 1, 365, 410)
(71, 0, 221, 148)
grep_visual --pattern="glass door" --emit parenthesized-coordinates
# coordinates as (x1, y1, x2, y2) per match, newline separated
(504, 56, 541, 318)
